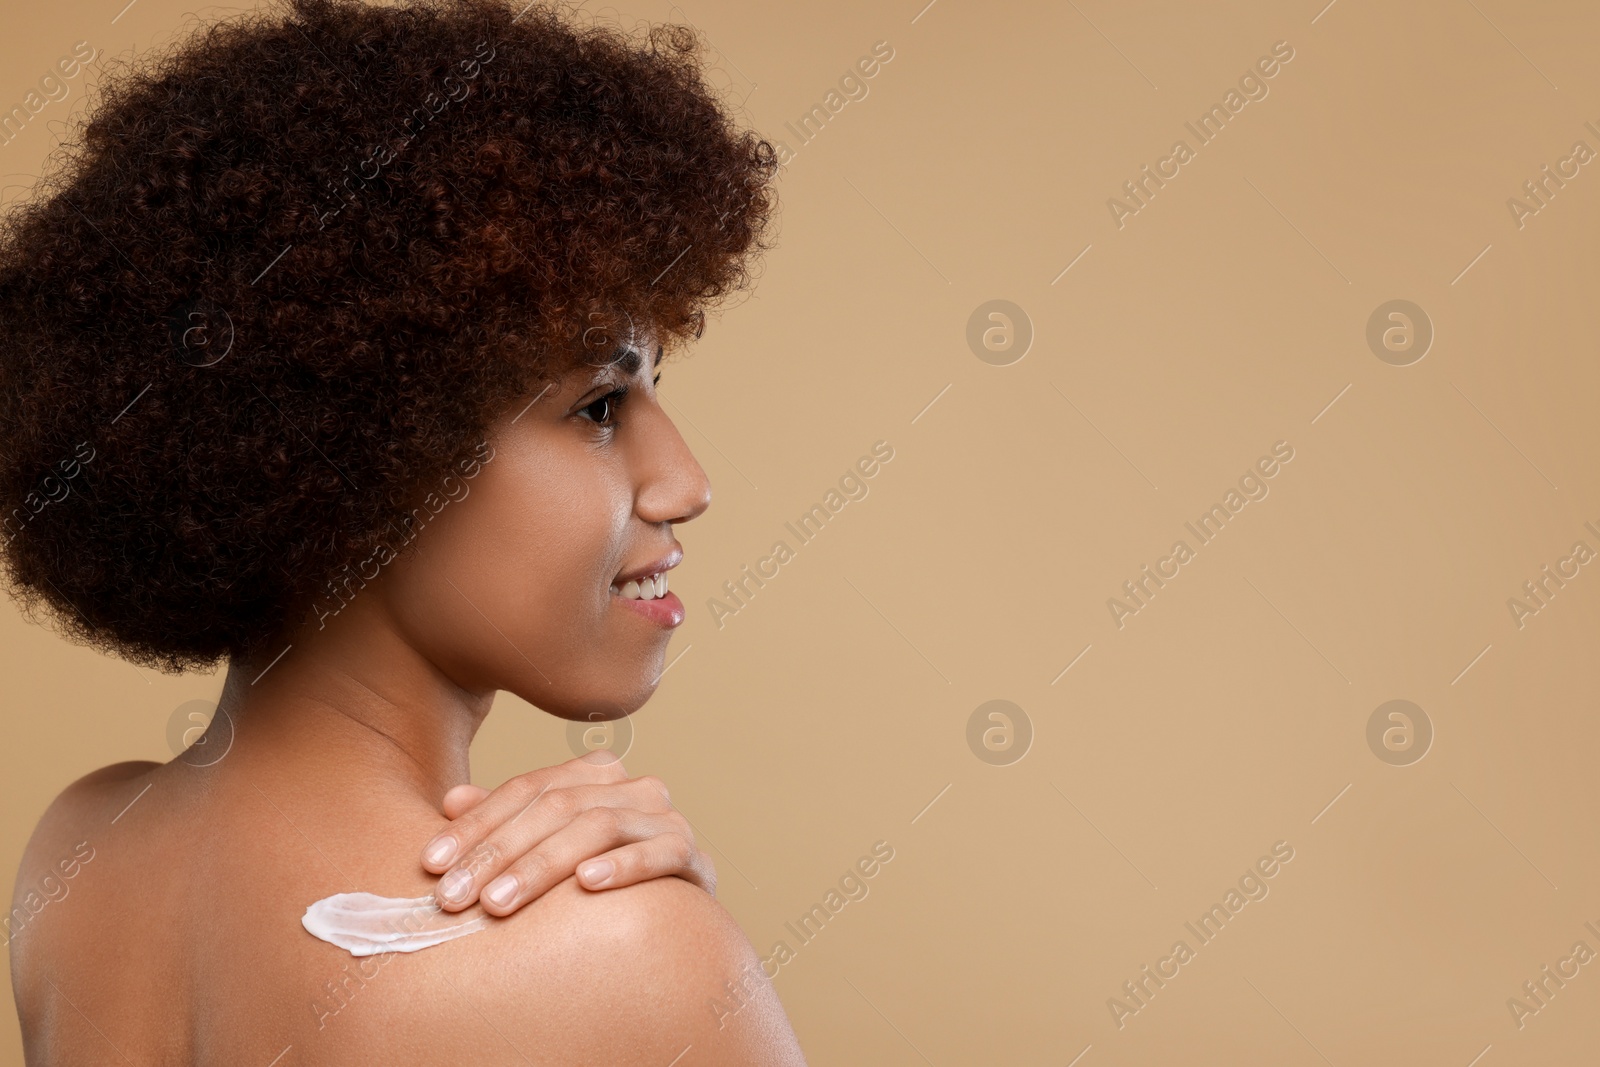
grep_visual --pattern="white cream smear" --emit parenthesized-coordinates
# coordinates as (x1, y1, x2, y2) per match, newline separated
(302, 891, 490, 957)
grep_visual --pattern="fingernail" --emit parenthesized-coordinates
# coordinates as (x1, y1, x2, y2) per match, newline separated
(425, 835, 458, 867)
(579, 859, 614, 886)
(439, 868, 473, 902)
(485, 876, 518, 908)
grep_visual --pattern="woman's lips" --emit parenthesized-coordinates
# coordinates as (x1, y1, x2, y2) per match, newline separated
(613, 588, 685, 628)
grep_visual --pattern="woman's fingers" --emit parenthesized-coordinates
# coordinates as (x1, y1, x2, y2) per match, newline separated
(421, 750, 626, 873)
(474, 808, 710, 916)
(577, 834, 717, 897)
(430, 776, 675, 910)
(441, 783, 490, 820)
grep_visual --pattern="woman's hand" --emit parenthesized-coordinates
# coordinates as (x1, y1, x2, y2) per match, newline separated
(420, 750, 717, 916)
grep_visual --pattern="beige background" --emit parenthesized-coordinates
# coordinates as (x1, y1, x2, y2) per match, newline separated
(5, 0, 1600, 1063)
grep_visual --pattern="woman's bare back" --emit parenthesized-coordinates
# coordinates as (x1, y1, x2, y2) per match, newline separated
(12, 757, 803, 1066)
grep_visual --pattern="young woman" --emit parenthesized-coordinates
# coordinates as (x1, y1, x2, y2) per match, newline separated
(0, 0, 804, 1062)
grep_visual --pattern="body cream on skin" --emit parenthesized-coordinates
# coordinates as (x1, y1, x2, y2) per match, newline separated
(302, 891, 489, 956)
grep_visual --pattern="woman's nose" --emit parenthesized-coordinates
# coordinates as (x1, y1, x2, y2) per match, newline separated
(636, 403, 711, 525)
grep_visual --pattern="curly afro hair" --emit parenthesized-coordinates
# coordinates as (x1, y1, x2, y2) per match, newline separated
(0, 0, 779, 674)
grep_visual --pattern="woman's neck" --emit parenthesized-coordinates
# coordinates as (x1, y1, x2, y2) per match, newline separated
(213, 592, 496, 806)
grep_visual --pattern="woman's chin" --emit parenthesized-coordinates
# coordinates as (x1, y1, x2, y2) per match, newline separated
(519, 676, 660, 724)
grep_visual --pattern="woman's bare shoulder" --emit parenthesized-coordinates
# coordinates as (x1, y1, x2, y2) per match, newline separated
(8, 762, 160, 976)
(33, 758, 159, 824)
(316, 874, 808, 1066)
(15, 760, 158, 872)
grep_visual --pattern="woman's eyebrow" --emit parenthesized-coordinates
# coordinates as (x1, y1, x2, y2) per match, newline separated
(607, 342, 665, 377)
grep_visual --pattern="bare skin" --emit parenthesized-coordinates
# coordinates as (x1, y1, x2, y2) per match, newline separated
(8, 333, 807, 1065)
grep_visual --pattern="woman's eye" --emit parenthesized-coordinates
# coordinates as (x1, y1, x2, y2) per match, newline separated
(579, 387, 628, 428)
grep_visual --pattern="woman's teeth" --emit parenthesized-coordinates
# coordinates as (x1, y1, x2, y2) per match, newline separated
(612, 572, 668, 600)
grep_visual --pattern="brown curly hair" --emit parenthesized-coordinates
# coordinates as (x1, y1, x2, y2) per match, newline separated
(0, 0, 779, 674)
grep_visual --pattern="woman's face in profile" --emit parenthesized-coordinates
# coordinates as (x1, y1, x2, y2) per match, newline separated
(370, 332, 711, 722)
